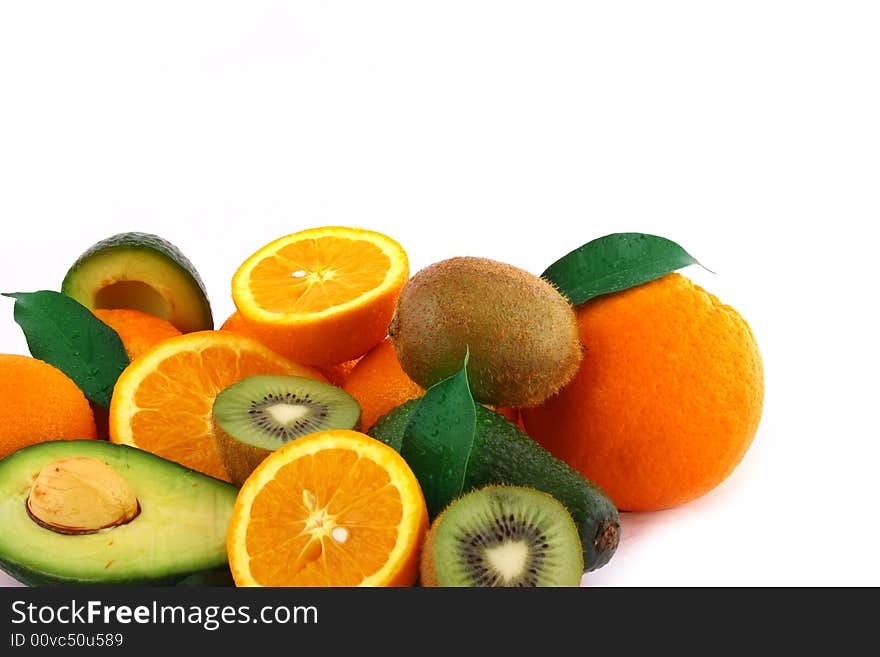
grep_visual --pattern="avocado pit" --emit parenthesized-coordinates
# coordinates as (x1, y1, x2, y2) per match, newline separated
(26, 457, 140, 535)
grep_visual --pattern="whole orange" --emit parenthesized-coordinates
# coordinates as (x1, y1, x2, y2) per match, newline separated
(93, 308, 181, 360)
(220, 311, 248, 334)
(313, 357, 361, 387)
(343, 338, 423, 431)
(0, 354, 97, 459)
(522, 274, 764, 512)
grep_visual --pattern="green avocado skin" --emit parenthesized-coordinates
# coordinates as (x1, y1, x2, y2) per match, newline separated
(369, 400, 621, 572)
(61, 231, 214, 331)
(0, 560, 231, 588)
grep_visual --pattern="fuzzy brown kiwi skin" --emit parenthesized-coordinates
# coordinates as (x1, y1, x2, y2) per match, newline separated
(211, 416, 271, 486)
(212, 412, 364, 487)
(419, 521, 440, 588)
(389, 257, 582, 408)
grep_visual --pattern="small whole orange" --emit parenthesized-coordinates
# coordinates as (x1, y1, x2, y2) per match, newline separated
(0, 354, 97, 459)
(343, 338, 423, 431)
(219, 311, 297, 361)
(313, 358, 361, 387)
(93, 308, 181, 360)
(221, 312, 360, 385)
(522, 274, 764, 512)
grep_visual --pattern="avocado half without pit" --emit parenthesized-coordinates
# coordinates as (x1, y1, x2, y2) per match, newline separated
(61, 232, 214, 333)
(0, 440, 237, 586)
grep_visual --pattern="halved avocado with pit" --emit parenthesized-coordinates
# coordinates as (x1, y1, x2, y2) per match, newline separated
(61, 232, 213, 333)
(0, 440, 237, 586)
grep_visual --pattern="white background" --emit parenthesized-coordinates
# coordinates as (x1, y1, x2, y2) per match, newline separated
(1, 1, 878, 586)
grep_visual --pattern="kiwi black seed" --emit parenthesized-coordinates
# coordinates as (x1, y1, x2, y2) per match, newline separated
(212, 374, 361, 485)
(421, 485, 584, 587)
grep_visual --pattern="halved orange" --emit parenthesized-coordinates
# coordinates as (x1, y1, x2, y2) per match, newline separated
(227, 430, 428, 587)
(109, 331, 324, 481)
(231, 227, 409, 366)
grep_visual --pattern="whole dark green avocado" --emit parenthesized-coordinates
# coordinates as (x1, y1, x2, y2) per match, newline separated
(369, 400, 620, 573)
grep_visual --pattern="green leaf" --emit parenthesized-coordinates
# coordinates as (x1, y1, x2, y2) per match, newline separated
(3, 291, 130, 409)
(401, 350, 477, 518)
(542, 233, 703, 305)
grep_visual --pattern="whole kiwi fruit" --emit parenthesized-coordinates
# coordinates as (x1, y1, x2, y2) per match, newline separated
(389, 256, 582, 407)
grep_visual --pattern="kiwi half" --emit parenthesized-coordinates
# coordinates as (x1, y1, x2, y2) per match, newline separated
(212, 375, 361, 485)
(421, 485, 584, 587)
